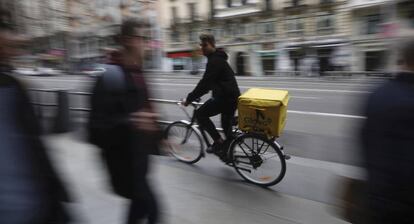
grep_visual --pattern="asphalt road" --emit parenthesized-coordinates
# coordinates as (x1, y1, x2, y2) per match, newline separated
(19, 74, 384, 165)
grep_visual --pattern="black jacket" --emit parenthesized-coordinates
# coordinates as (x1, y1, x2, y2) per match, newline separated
(88, 64, 158, 198)
(0, 73, 70, 223)
(361, 72, 414, 221)
(186, 50, 240, 103)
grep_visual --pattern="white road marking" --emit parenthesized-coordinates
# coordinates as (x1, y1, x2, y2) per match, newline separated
(288, 110, 366, 119)
(289, 96, 320, 99)
(150, 78, 377, 87)
(150, 86, 321, 99)
(148, 82, 370, 94)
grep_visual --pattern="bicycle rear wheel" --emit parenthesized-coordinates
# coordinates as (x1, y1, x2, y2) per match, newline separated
(164, 121, 203, 164)
(230, 133, 286, 187)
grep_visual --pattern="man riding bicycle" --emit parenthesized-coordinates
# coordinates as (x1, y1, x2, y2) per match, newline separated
(183, 34, 241, 154)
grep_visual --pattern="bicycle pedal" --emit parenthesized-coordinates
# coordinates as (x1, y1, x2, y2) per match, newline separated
(284, 154, 291, 160)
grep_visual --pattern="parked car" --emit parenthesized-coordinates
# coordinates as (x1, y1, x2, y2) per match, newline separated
(14, 67, 63, 76)
(77, 64, 106, 77)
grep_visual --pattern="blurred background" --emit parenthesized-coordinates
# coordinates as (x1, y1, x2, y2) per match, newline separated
(6, 0, 414, 76)
(3, 0, 414, 223)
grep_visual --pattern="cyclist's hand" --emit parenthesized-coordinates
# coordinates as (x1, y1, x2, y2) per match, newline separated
(182, 99, 189, 107)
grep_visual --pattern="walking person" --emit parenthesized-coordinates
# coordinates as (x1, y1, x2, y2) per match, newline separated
(0, 10, 70, 224)
(360, 39, 414, 223)
(88, 19, 160, 224)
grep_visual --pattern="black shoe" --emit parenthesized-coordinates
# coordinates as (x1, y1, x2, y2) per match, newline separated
(206, 142, 222, 154)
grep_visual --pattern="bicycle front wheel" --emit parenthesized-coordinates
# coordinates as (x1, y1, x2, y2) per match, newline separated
(164, 121, 204, 164)
(230, 133, 286, 187)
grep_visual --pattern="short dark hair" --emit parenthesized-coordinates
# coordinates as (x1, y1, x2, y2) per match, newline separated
(0, 9, 14, 32)
(120, 18, 149, 37)
(401, 39, 414, 66)
(199, 33, 215, 47)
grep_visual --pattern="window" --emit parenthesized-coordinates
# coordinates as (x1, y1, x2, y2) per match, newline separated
(258, 22, 275, 39)
(409, 10, 414, 28)
(320, 0, 333, 4)
(210, 0, 215, 18)
(242, 0, 248, 5)
(247, 23, 256, 35)
(363, 14, 382, 35)
(231, 23, 239, 35)
(171, 30, 180, 42)
(317, 14, 335, 34)
(292, 0, 300, 6)
(240, 24, 248, 35)
(189, 30, 197, 42)
(212, 28, 222, 38)
(227, 0, 232, 7)
(265, 0, 272, 11)
(188, 3, 196, 21)
(263, 22, 275, 34)
(223, 22, 232, 37)
(171, 7, 178, 23)
(286, 18, 304, 36)
(365, 51, 386, 71)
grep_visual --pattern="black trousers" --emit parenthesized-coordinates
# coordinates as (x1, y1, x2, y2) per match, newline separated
(102, 144, 158, 224)
(127, 179, 158, 224)
(127, 147, 159, 224)
(195, 98, 237, 142)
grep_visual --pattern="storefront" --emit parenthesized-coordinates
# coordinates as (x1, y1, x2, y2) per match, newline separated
(258, 51, 278, 75)
(167, 51, 192, 71)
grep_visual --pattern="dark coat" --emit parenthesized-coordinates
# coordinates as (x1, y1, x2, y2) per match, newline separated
(361, 72, 414, 222)
(88, 64, 157, 198)
(186, 50, 241, 104)
(0, 73, 70, 223)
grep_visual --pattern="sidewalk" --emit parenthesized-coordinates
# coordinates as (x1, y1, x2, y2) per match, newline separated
(44, 134, 352, 224)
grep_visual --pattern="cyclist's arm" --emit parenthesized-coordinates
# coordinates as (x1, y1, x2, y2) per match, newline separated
(186, 59, 222, 103)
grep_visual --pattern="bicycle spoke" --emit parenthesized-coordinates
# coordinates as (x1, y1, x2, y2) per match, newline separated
(259, 143, 271, 155)
(239, 141, 254, 153)
(257, 140, 266, 154)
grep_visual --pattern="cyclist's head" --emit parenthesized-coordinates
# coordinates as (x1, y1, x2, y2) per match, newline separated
(399, 38, 414, 72)
(199, 33, 216, 56)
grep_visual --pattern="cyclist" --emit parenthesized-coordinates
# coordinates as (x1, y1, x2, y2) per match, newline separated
(183, 34, 241, 154)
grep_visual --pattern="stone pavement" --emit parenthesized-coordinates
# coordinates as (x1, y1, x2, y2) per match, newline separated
(44, 134, 352, 224)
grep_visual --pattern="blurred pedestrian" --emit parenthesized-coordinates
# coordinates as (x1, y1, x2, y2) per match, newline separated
(88, 19, 161, 224)
(360, 39, 414, 223)
(0, 10, 70, 224)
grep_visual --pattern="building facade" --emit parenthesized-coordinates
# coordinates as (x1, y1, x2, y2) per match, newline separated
(159, 0, 351, 75)
(3, 0, 162, 71)
(159, 0, 414, 74)
(348, 0, 414, 71)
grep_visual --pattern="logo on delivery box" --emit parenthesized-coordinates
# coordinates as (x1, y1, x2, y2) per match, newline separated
(244, 109, 272, 127)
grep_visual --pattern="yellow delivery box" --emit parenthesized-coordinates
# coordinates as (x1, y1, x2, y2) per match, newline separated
(238, 88, 289, 137)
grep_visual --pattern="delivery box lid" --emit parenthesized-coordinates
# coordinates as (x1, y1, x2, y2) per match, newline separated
(239, 88, 289, 106)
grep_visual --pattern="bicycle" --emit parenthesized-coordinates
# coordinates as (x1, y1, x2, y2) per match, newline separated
(163, 99, 289, 187)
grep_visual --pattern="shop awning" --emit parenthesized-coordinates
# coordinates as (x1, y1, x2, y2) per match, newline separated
(167, 51, 192, 58)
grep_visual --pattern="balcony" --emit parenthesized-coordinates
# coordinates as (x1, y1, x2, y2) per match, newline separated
(320, 0, 334, 5)
(180, 16, 204, 24)
(213, 2, 261, 19)
(284, 0, 307, 10)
